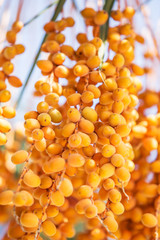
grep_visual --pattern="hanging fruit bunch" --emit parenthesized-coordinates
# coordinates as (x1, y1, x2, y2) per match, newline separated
(0, 19, 25, 145)
(0, 6, 25, 231)
(0, 0, 160, 240)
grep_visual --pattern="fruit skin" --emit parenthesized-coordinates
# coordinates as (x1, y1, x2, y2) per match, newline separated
(42, 220, 56, 237)
(99, 163, 115, 179)
(35, 138, 46, 152)
(2, 106, 16, 118)
(142, 137, 158, 151)
(37, 60, 53, 72)
(59, 178, 73, 197)
(67, 108, 81, 122)
(0, 133, 7, 145)
(79, 118, 94, 134)
(24, 119, 40, 131)
(68, 153, 85, 167)
(103, 178, 115, 191)
(62, 123, 75, 137)
(32, 129, 44, 141)
(75, 199, 92, 214)
(0, 190, 13, 205)
(49, 109, 62, 123)
(82, 107, 98, 123)
(20, 212, 39, 228)
(111, 154, 125, 167)
(41, 126, 55, 140)
(8, 221, 25, 239)
(0, 89, 11, 103)
(37, 113, 51, 126)
(55, 65, 69, 78)
(108, 189, 122, 203)
(23, 170, 41, 188)
(78, 185, 93, 199)
(37, 101, 49, 113)
(141, 213, 157, 228)
(73, 64, 89, 77)
(81, 8, 96, 18)
(13, 191, 34, 207)
(51, 191, 65, 207)
(103, 216, 118, 233)
(85, 205, 97, 218)
(115, 167, 131, 182)
(43, 157, 65, 173)
(46, 143, 63, 155)
(40, 175, 52, 189)
(12, 21, 23, 32)
(6, 30, 16, 44)
(67, 93, 81, 106)
(46, 205, 59, 218)
(94, 200, 106, 214)
(87, 172, 100, 189)
(94, 10, 108, 25)
(8, 76, 22, 87)
(11, 150, 28, 164)
(81, 91, 94, 104)
(68, 133, 82, 148)
(102, 144, 116, 158)
(110, 202, 124, 215)
(0, 119, 11, 133)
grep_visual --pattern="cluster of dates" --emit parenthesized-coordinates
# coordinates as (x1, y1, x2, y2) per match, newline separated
(0, 20, 25, 145)
(0, 4, 159, 240)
